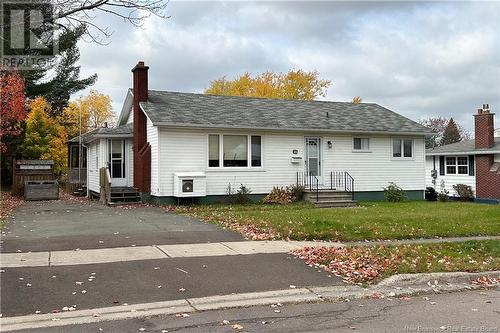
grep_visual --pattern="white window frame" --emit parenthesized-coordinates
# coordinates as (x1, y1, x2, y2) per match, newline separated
(391, 138, 414, 160)
(352, 137, 371, 153)
(207, 134, 263, 170)
(445, 156, 469, 175)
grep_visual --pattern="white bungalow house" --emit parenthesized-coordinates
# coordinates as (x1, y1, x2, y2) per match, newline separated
(70, 61, 432, 205)
(425, 106, 500, 203)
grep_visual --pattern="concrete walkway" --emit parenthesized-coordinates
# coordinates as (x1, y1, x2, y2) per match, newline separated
(0, 240, 343, 268)
(3, 235, 498, 268)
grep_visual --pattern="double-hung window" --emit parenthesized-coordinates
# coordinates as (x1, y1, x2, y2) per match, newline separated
(208, 134, 262, 168)
(446, 156, 468, 175)
(353, 138, 370, 152)
(392, 138, 413, 158)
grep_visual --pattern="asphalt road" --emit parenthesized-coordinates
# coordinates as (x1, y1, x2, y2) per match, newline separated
(1, 253, 339, 317)
(9, 289, 499, 333)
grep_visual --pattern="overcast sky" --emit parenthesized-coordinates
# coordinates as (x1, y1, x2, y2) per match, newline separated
(76, 1, 500, 132)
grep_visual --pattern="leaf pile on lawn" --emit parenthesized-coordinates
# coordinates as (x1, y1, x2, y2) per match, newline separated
(292, 241, 500, 285)
(0, 192, 24, 224)
(168, 206, 281, 240)
(292, 246, 397, 284)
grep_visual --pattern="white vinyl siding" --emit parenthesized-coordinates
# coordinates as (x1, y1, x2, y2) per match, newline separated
(155, 128, 425, 196)
(87, 139, 108, 194)
(87, 138, 134, 194)
(147, 117, 159, 195)
(425, 156, 476, 196)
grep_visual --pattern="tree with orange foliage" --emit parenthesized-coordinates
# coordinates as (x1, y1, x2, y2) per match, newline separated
(205, 70, 331, 101)
(20, 97, 68, 176)
(0, 71, 27, 154)
(0, 71, 27, 185)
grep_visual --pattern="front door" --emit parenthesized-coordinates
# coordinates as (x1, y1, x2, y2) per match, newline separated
(305, 137, 322, 183)
(108, 139, 126, 187)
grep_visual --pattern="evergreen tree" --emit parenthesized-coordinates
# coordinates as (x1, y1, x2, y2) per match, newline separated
(440, 118, 462, 146)
(20, 26, 97, 116)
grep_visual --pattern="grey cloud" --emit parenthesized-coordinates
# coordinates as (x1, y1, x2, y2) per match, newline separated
(76, 1, 499, 132)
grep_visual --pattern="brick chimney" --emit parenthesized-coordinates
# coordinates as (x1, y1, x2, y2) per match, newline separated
(474, 104, 495, 149)
(131, 61, 151, 193)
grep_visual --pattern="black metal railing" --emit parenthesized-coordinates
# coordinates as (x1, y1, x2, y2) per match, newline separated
(296, 172, 320, 201)
(296, 171, 355, 201)
(344, 172, 355, 201)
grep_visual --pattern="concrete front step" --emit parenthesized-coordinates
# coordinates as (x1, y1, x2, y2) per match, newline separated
(304, 194, 353, 200)
(314, 200, 357, 208)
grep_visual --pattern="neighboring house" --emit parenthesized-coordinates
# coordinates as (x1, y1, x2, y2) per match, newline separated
(69, 61, 432, 204)
(426, 106, 500, 203)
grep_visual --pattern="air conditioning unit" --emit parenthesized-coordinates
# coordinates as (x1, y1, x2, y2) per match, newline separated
(173, 172, 206, 197)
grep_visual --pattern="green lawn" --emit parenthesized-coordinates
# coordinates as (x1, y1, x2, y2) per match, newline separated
(293, 240, 500, 284)
(173, 201, 500, 241)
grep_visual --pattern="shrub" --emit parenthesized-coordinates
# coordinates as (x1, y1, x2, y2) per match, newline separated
(383, 182, 406, 202)
(226, 183, 252, 204)
(288, 184, 305, 202)
(263, 186, 294, 205)
(425, 187, 438, 201)
(452, 184, 474, 201)
(437, 189, 450, 202)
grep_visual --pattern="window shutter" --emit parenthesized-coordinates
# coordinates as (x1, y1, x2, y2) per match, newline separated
(468, 155, 475, 176)
(439, 156, 445, 175)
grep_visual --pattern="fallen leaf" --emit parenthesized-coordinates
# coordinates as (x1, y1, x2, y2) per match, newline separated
(231, 324, 244, 330)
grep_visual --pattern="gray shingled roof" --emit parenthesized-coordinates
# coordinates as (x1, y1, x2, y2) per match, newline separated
(426, 138, 500, 155)
(139, 90, 432, 135)
(68, 124, 133, 144)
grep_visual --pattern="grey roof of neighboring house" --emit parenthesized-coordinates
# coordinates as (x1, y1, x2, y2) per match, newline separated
(68, 124, 133, 144)
(426, 138, 500, 156)
(138, 90, 432, 135)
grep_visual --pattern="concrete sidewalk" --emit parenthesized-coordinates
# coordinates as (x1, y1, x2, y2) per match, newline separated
(0, 240, 342, 267)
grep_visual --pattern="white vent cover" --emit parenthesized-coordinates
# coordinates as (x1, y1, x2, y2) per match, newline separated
(173, 172, 206, 197)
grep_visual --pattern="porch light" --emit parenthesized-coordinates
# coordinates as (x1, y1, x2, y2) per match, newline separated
(327, 141, 333, 149)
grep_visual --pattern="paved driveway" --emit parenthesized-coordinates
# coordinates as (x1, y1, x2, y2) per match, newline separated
(0, 199, 341, 318)
(1, 200, 244, 253)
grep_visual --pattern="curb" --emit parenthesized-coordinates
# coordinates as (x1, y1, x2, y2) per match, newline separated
(1, 271, 499, 332)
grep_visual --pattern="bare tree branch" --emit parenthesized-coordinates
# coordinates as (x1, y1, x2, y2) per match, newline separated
(46, 0, 170, 43)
